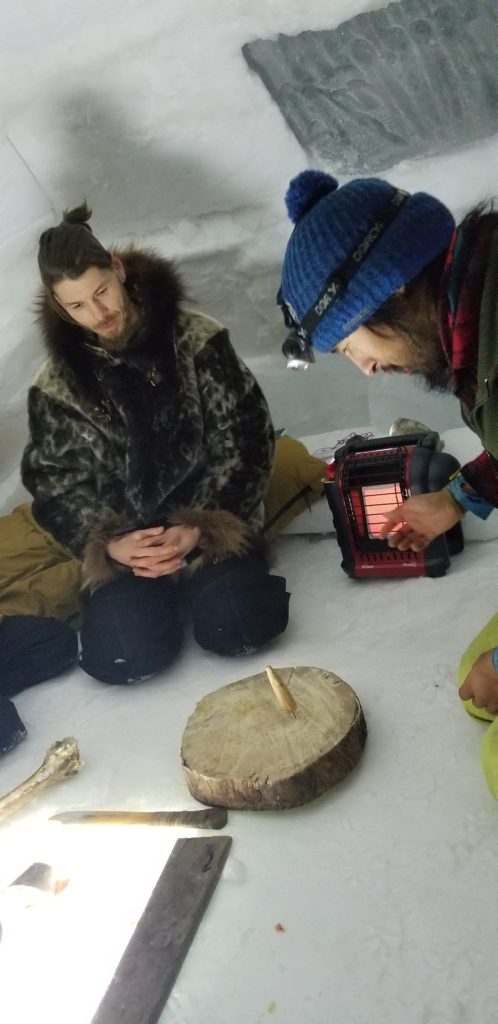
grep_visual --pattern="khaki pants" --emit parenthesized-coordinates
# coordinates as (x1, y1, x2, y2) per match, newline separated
(0, 504, 82, 623)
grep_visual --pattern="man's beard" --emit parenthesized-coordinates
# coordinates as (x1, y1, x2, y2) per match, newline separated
(414, 362, 452, 393)
(96, 297, 141, 352)
(408, 332, 453, 394)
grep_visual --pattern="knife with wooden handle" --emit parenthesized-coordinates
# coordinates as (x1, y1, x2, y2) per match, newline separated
(50, 807, 228, 829)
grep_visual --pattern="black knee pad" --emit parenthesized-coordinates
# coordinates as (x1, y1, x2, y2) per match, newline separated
(0, 697, 27, 756)
(189, 556, 290, 656)
(80, 574, 182, 684)
(0, 615, 78, 696)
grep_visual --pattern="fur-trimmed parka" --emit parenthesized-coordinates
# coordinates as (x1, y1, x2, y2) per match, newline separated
(21, 249, 274, 586)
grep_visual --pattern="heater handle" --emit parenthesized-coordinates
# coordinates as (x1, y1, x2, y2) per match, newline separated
(334, 432, 440, 461)
(409, 448, 461, 495)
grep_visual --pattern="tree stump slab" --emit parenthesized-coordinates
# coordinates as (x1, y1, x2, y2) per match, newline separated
(181, 666, 367, 810)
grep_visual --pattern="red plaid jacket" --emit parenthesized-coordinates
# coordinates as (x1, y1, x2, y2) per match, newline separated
(438, 213, 498, 506)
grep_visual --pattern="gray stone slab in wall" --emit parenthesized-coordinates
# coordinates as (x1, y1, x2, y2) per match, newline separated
(242, 0, 498, 174)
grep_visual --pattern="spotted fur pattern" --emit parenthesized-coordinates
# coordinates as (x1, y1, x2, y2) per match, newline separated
(22, 249, 274, 580)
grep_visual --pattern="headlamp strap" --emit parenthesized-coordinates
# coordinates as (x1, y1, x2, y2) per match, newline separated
(299, 188, 409, 338)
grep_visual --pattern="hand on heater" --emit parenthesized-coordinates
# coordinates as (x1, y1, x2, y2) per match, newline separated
(377, 489, 464, 552)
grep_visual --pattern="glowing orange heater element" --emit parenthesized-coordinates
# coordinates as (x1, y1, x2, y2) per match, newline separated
(360, 483, 403, 539)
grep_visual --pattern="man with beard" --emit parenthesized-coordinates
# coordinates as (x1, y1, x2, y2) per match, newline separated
(278, 170, 498, 790)
(21, 203, 289, 684)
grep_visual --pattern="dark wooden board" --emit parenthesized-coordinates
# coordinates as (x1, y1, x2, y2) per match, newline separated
(91, 836, 232, 1024)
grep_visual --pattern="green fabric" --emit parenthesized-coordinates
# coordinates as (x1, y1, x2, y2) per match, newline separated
(460, 232, 498, 459)
(482, 718, 498, 799)
(458, 613, 498, 798)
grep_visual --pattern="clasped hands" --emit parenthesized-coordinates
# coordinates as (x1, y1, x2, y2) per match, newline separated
(106, 524, 201, 579)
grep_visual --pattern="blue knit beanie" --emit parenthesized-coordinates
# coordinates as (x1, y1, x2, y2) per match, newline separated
(280, 170, 455, 353)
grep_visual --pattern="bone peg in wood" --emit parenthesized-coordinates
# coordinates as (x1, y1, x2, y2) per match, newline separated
(265, 666, 297, 716)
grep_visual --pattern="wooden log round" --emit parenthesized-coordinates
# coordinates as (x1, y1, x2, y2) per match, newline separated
(181, 666, 367, 811)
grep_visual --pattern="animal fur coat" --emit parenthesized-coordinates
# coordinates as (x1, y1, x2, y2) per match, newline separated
(21, 250, 275, 586)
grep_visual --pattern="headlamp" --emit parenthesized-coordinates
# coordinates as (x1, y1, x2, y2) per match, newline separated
(281, 329, 315, 370)
(277, 288, 315, 370)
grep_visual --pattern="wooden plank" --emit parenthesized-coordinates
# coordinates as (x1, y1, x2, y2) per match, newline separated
(91, 836, 232, 1024)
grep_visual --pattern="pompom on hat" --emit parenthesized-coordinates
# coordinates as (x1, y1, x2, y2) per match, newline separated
(279, 170, 455, 353)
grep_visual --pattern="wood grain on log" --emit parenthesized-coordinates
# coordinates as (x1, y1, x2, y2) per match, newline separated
(181, 666, 366, 810)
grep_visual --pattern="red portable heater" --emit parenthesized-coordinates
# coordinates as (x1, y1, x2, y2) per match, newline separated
(324, 432, 464, 579)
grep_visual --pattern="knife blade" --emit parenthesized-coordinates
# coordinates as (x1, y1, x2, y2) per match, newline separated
(50, 807, 228, 829)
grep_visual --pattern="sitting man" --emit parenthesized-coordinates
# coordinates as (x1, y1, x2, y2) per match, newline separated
(0, 614, 77, 755)
(21, 203, 289, 685)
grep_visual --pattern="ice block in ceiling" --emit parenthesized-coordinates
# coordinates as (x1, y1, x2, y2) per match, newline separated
(242, 0, 498, 174)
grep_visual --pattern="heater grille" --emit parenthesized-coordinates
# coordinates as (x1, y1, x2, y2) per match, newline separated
(342, 447, 411, 551)
(324, 432, 459, 578)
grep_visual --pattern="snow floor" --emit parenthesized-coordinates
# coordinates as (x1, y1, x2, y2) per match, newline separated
(1, 530, 497, 1024)
(1, 1, 497, 1018)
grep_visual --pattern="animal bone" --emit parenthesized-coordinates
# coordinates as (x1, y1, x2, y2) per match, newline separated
(0, 738, 83, 824)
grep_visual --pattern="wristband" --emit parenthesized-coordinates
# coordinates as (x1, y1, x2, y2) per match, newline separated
(446, 471, 494, 520)
(184, 545, 202, 565)
(491, 647, 498, 674)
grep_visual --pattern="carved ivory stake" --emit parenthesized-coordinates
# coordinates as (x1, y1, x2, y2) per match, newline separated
(0, 738, 83, 824)
(265, 666, 298, 717)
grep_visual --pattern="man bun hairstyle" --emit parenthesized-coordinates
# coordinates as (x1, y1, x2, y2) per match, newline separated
(61, 201, 93, 228)
(38, 200, 112, 295)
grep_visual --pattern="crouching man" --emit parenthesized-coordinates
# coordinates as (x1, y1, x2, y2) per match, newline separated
(277, 168, 498, 793)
